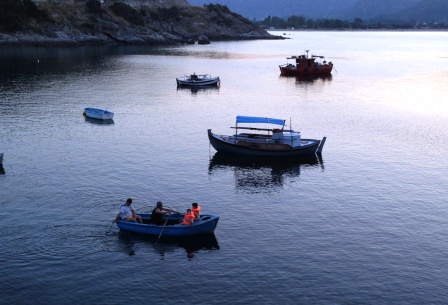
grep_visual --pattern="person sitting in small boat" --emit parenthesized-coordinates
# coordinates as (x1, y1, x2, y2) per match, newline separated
(113, 198, 142, 224)
(150, 201, 176, 225)
(182, 209, 195, 225)
(192, 202, 201, 221)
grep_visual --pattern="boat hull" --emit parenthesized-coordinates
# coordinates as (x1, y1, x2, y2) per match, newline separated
(279, 64, 333, 76)
(84, 108, 114, 120)
(116, 213, 219, 237)
(176, 77, 220, 87)
(208, 129, 325, 157)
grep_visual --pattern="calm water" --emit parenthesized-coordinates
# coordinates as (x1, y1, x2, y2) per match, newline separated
(1, 31, 448, 304)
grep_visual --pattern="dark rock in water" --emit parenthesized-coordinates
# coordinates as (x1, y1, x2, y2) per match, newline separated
(197, 35, 210, 45)
(0, 165, 4, 175)
(186, 39, 195, 45)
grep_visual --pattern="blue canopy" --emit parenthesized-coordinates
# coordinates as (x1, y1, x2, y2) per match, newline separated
(236, 116, 285, 126)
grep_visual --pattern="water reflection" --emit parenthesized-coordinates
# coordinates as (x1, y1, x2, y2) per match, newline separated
(117, 232, 219, 259)
(279, 73, 333, 83)
(295, 74, 333, 83)
(84, 117, 115, 125)
(176, 85, 220, 94)
(0, 46, 114, 87)
(208, 152, 324, 192)
(0, 153, 4, 174)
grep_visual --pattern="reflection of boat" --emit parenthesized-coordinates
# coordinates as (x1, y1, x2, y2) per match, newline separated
(117, 231, 219, 257)
(84, 116, 114, 125)
(279, 50, 333, 76)
(0, 153, 4, 175)
(209, 152, 323, 170)
(116, 213, 219, 237)
(177, 85, 220, 94)
(208, 116, 326, 158)
(294, 74, 333, 83)
(176, 73, 220, 86)
(83, 107, 114, 120)
(208, 152, 324, 191)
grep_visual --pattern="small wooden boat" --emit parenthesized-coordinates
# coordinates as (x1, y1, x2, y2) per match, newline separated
(176, 73, 220, 87)
(208, 116, 326, 158)
(116, 213, 219, 237)
(83, 107, 114, 120)
(279, 50, 333, 76)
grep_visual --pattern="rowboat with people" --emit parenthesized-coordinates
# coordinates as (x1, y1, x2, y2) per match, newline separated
(208, 115, 326, 158)
(115, 213, 219, 237)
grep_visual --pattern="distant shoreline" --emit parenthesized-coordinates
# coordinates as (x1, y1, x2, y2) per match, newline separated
(268, 28, 448, 32)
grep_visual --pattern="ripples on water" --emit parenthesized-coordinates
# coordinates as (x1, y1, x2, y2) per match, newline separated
(1, 31, 448, 304)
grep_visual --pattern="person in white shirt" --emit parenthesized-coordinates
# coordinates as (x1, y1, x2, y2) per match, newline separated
(112, 198, 142, 223)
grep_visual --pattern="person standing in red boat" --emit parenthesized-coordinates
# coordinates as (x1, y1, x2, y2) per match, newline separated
(113, 198, 142, 224)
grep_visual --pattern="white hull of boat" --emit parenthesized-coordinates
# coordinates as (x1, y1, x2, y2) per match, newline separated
(176, 75, 220, 87)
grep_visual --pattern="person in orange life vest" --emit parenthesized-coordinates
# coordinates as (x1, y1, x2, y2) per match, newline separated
(191, 202, 201, 220)
(113, 198, 142, 224)
(182, 209, 195, 225)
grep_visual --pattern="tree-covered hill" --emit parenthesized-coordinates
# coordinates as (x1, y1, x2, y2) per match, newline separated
(189, 0, 448, 25)
(382, 0, 448, 24)
(0, 0, 277, 46)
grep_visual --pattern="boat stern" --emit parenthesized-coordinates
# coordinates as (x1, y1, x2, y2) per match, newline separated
(316, 136, 327, 153)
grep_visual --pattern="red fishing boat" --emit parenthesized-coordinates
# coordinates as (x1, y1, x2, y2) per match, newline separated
(279, 50, 333, 76)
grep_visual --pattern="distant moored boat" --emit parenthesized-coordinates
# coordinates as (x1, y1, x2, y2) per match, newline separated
(176, 73, 220, 87)
(83, 107, 114, 120)
(279, 50, 333, 76)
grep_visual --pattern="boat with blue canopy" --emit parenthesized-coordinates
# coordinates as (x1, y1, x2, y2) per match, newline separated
(208, 115, 326, 157)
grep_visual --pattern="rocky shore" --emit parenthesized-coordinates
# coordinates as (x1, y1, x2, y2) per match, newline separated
(0, 0, 281, 46)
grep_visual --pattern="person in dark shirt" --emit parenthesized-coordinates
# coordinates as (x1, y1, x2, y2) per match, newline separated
(150, 201, 175, 225)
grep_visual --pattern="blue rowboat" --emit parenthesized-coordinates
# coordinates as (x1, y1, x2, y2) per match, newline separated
(83, 107, 114, 120)
(116, 213, 219, 237)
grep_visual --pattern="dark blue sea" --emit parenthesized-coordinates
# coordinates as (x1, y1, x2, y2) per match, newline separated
(1, 31, 448, 304)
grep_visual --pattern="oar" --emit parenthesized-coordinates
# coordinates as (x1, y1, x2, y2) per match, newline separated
(105, 222, 114, 235)
(155, 218, 169, 245)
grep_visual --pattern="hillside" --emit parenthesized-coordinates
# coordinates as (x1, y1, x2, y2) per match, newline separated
(188, 0, 448, 25)
(188, 0, 357, 20)
(334, 0, 421, 20)
(0, 0, 277, 46)
(379, 0, 448, 24)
